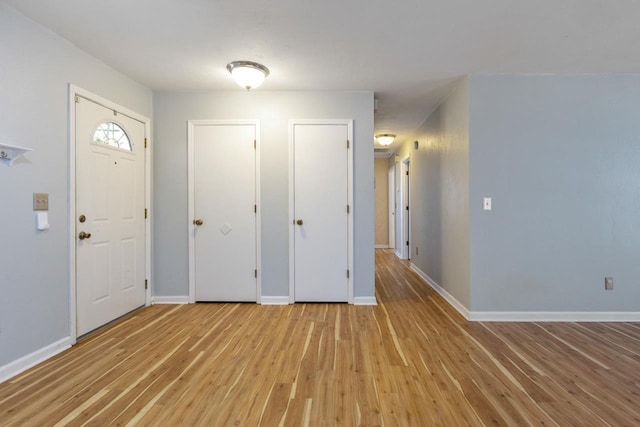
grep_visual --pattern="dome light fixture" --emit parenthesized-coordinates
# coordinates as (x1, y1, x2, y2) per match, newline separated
(226, 60, 270, 91)
(375, 133, 396, 146)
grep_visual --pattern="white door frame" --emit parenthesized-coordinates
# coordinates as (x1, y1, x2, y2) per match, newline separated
(68, 85, 152, 344)
(400, 156, 411, 260)
(394, 161, 402, 257)
(288, 119, 354, 304)
(187, 120, 262, 303)
(388, 164, 395, 250)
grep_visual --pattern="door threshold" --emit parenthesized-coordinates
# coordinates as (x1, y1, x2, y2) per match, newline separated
(76, 305, 146, 343)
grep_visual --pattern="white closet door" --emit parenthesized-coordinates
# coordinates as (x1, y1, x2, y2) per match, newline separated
(192, 123, 257, 302)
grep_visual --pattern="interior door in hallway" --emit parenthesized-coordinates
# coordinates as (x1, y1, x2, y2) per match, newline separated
(190, 121, 258, 302)
(75, 96, 146, 336)
(290, 121, 352, 302)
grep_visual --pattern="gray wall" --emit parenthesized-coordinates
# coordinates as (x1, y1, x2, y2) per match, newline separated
(469, 75, 640, 312)
(0, 4, 152, 366)
(393, 78, 471, 308)
(153, 91, 375, 299)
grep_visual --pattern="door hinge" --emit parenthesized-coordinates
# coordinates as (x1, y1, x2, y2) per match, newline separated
(75, 96, 80, 103)
(347, 140, 350, 149)
(145, 279, 148, 290)
(254, 139, 256, 149)
(144, 137, 148, 148)
(406, 170, 409, 176)
(406, 241, 409, 246)
(347, 269, 350, 278)
(145, 208, 148, 219)
(406, 206, 409, 211)
(254, 269, 257, 278)
(347, 204, 350, 214)
(254, 204, 257, 213)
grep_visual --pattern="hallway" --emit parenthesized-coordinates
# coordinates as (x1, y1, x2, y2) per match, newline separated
(1, 250, 639, 425)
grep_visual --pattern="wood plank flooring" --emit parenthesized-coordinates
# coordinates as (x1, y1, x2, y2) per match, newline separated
(2, 249, 640, 426)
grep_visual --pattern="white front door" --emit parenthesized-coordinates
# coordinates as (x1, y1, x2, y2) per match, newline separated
(75, 96, 146, 336)
(290, 121, 352, 302)
(189, 121, 258, 302)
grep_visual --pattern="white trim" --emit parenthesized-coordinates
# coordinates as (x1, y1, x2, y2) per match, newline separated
(288, 122, 294, 303)
(469, 311, 640, 322)
(410, 263, 471, 320)
(152, 296, 190, 305)
(375, 244, 389, 249)
(354, 296, 378, 305)
(394, 250, 402, 258)
(187, 121, 195, 302)
(388, 164, 395, 250)
(0, 337, 72, 384)
(187, 120, 261, 303)
(68, 85, 151, 343)
(288, 119, 354, 304)
(260, 296, 290, 305)
(410, 262, 640, 323)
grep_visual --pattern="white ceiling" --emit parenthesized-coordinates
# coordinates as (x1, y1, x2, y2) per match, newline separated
(5, 0, 640, 153)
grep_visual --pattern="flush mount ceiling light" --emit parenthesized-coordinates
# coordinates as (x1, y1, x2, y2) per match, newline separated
(375, 134, 396, 146)
(226, 60, 270, 91)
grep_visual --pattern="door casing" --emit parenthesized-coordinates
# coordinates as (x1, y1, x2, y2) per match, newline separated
(187, 119, 262, 303)
(288, 119, 354, 304)
(388, 164, 395, 250)
(68, 84, 152, 343)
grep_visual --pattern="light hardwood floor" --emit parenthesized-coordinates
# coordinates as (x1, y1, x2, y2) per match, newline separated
(2, 249, 640, 426)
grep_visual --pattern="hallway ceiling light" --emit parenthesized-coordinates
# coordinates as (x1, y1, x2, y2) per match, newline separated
(375, 134, 396, 146)
(226, 60, 270, 91)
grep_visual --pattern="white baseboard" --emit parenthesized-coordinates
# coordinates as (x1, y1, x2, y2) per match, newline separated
(0, 337, 72, 384)
(152, 296, 189, 304)
(353, 296, 378, 305)
(260, 296, 290, 305)
(410, 263, 640, 322)
(410, 263, 471, 320)
(375, 244, 389, 249)
(470, 311, 640, 322)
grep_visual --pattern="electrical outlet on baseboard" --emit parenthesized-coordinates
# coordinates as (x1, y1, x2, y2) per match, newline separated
(605, 277, 613, 290)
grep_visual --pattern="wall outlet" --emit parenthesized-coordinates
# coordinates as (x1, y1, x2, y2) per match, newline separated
(33, 193, 49, 211)
(605, 277, 613, 290)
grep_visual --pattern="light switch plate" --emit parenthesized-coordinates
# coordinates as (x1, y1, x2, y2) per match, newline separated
(33, 193, 48, 211)
(483, 197, 492, 211)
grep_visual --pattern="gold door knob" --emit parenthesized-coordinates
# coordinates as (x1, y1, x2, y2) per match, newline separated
(193, 219, 203, 226)
(78, 231, 92, 240)
(296, 219, 303, 226)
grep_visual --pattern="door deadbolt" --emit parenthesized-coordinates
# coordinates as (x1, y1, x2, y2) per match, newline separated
(78, 214, 86, 223)
(78, 231, 92, 240)
(193, 219, 203, 226)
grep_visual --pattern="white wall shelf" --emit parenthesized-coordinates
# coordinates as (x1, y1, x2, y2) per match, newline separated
(0, 143, 32, 166)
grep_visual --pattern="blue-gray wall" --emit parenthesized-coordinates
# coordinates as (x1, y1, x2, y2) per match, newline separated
(469, 75, 640, 312)
(396, 75, 640, 314)
(394, 78, 470, 308)
(153, 91, 375, 299)
(0, 4, 152, 367)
